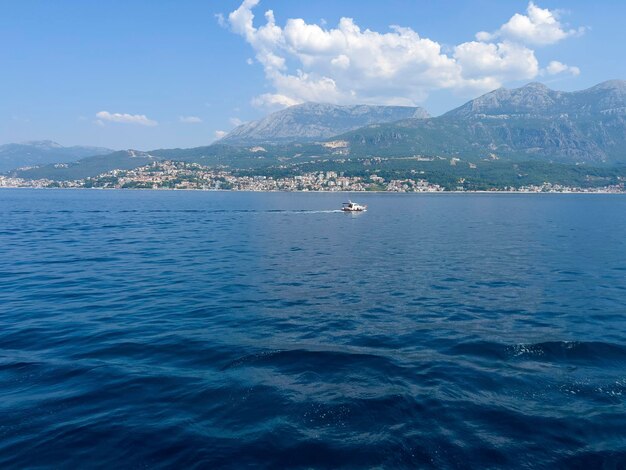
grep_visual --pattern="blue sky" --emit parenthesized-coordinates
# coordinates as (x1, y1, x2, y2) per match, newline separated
(1, 0, 624, 150)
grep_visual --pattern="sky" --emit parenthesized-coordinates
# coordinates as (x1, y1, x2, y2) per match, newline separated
(1, 0, 624, 150)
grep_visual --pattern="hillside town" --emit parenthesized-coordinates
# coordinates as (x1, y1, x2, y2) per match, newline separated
(0, 161, 446, 192)
(1, 160, 625, 193)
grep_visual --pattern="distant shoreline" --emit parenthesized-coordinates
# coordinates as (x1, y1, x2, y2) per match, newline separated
(1, 187, 624, 195)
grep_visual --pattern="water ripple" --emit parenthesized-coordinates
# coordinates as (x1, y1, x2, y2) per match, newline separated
(1, 189, 626, 468)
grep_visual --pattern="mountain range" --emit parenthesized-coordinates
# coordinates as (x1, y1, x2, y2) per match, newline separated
(0, 141, 113, 172)
(338, 80, 626, 165)
(220, 103, 430, 145)
(5, 80, 626, 181)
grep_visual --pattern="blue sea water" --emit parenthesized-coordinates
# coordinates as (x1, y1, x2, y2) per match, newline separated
(1, 189, 626, 468)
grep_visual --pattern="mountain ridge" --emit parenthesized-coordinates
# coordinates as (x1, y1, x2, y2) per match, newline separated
(442, 80, 626, 119)
(338, 80, 626, 164)
(0, 140, 114, 172)
(219, 102, 430, 145)
(10, 150, 158, 181)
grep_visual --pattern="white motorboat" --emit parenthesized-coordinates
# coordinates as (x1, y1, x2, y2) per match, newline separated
(341, 200, 367, 212)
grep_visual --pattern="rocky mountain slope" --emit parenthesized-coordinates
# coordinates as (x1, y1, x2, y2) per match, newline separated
(339, 81, 626, 165)
(219, 103, 430, 145)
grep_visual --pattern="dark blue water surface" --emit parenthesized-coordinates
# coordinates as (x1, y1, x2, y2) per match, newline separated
(1, 189, 626, 468)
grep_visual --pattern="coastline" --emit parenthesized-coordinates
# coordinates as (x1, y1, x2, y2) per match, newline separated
(1, 186, 624, 195)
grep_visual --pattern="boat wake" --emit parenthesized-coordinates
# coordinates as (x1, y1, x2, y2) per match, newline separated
(264, 209, 344, 214)
(20, 208, 348, 215)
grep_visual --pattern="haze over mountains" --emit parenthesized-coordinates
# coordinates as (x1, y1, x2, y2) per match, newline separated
(5, 80, 626, 181)
(0, 141, 113, 172)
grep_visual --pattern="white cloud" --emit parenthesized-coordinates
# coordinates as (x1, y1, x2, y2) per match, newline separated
(476, 2, 585, 46)
(215, 13, 227, 28)
(251, 93, 301, 108)
(222, 1, 583, 109)
(179, 115, 203, 123)
(229, 117, 244, 126)
(454, 41, 539, 82)
(214, 130, 227, 139)
(331, 54, 350, 69)
(544, 60, 580, 76)
(95, 111, 158, 126)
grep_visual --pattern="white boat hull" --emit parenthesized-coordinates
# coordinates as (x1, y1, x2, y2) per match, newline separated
(341, 201, 367, 212)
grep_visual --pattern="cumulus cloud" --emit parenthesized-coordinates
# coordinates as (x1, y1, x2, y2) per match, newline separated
(221, 1, 583, 108)
(544, 60, 580, 76)
(95, 111, 158, 126)
(476, 2, 585, 46)
(179, 116, 203, 123)
(229, 117, 244, 126)
(454, 41, 539, 83)
(214, 130, 227, 139)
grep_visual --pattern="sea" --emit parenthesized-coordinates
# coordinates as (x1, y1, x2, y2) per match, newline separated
(1, 189, 625, 468)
